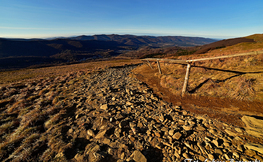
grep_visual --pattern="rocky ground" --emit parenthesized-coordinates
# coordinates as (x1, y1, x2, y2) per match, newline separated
(0, 64, 263, 161)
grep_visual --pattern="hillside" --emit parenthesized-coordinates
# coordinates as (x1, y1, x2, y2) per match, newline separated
(0, 35, 216, 71)
(0, 34, 263, 161)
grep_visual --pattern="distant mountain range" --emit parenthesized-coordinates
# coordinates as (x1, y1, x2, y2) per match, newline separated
(0, 34, 216, 70)
(68, 34, 216, 47)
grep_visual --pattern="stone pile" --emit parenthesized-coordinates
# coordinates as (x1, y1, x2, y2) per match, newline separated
(54, 66, 263, 161)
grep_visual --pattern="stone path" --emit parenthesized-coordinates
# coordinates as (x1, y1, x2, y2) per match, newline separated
(0, 65, 263, 161)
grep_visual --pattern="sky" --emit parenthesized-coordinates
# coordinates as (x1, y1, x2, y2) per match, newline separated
(0, 0, 263, 39)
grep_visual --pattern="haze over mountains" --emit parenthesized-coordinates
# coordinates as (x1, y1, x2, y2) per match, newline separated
(0, 34, 216, 70)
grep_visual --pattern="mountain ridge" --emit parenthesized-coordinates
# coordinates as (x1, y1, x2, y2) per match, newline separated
(0, 34, 216, 70)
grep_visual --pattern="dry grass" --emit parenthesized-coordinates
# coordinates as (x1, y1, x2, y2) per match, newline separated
(131, 34, 263, 125)
(0, 58, 142, 161)
(0, 59, 141, 86)
(150, 34, 263, 102)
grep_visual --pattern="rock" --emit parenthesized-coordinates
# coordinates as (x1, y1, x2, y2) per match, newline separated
(55, 152, 66, 160)
(154, 131, 161, 138)
(182, 125, 193, 131)
(103, 138, 111, 145)
(68, 128, 74, 134)
(133, 150, 147, 162)
(168, 129, 174, 136)
(199, 155, 206, 161)
(172, 132, 182, 140)
(159, 113, 164, 122)
(209, 129, 217, 134)
(208, 154, 214, 160)
(223, 142, 231, 147)
(182, 110, 188, 115)
(212, 139, 219, 147)
(242, 115, 263, 138)
(237, 144, 244, 152)
(244, 143, 263, 155)
(224, 154, 230, 160)
(215, 149, 222, 154)
(85, 142, 100, 153)
(92, 152, 105, 162)
(95, 129, 107, 139)
(100, 104, 108, 111)
(233, 152, 239, 158)
(74, 153, 84, 161)
(196, 125, 206, 131)
(87, 129, 95, 137)
(126, 101, 133, 106)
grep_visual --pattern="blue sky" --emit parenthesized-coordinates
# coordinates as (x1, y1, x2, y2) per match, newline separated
(0, 0, 262, 39)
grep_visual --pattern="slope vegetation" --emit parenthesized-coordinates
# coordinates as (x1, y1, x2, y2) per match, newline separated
(132, 34, 263, 124)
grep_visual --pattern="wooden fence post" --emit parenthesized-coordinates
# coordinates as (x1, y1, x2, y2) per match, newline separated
(182, 63, 191, 96)
(147, 59, 153, 69)
(157, 60, 162, 74)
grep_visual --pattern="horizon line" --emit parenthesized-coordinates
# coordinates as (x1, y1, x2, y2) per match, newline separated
(0, 33, 228, 40)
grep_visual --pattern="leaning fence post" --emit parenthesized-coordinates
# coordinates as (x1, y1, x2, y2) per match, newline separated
(146, 59, 153, 69)
(182, 63, 191, 96)
(157, 59, 162, 74)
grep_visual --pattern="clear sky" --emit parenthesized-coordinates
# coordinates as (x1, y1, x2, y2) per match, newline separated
(0, 0, 262, 39)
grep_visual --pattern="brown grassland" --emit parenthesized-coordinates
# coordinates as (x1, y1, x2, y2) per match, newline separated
(132, 34, 263, 126)
(0, 59, 141, 86)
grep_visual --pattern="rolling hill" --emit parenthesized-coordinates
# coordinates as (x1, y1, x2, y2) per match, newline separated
(0, 35, 216, 70)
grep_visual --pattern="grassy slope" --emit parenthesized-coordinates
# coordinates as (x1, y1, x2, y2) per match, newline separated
(0, 59, 141, 86)
(134, 34, 263, 102)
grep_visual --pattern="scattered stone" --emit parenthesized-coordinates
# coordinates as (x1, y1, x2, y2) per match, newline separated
(1, 65, 262, 162)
